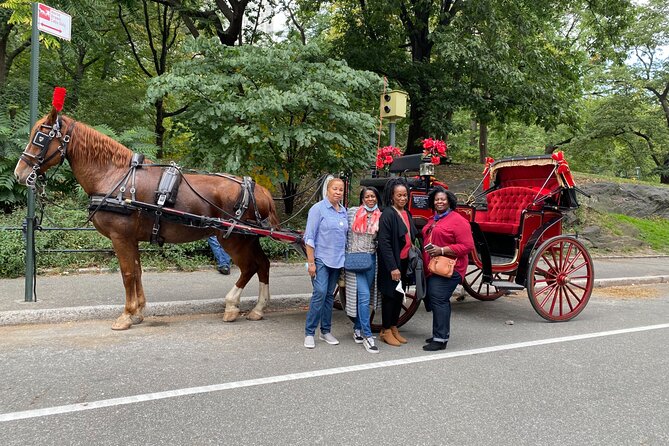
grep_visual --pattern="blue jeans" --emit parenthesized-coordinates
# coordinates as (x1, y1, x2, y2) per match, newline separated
(427, 272, 461, 343)
(208, 236, 231, 268)
(353, 254, 376, 338)
(305, 259, 340, 336)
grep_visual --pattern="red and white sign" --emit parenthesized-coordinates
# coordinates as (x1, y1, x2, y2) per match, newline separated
(37, 3, 72, 41)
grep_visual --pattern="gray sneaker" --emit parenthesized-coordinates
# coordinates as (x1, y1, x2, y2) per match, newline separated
(319, 332, 340, 345)
(304, 335, 315, 349)
(353, 330, 364, 344)
(363, 336, 379, 353)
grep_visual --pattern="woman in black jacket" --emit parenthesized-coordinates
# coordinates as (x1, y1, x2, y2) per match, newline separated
(377, 178, 418, 346)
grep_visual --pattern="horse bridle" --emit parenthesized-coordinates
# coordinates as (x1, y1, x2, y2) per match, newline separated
(20, 116, 75, 188)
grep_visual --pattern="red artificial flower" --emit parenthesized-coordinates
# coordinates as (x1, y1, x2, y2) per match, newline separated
(376, 145, 403, 170)
(421, 137, 448, 164)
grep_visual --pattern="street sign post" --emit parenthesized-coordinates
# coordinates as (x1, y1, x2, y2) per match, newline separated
(25, 3, 72, 302)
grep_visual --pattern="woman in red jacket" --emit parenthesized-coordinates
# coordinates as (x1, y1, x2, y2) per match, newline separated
(422, 187, 474, 351)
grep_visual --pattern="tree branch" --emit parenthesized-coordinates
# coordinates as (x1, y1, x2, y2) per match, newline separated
(118, 4, 154, 78)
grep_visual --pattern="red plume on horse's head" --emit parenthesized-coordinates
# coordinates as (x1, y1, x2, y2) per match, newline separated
(52, 87, 67, 112)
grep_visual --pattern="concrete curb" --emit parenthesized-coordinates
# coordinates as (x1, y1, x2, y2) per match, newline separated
(0, 294, 311, 327)
(1, 276, 668, 327)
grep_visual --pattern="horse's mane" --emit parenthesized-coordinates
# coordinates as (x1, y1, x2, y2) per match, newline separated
(62, 116, 134, 168)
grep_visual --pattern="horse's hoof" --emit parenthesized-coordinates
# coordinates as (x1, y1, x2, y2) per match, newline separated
(111, 314, 133, 330)
(246, 310, 264, 321)
(223, 309, 240, 322)
(130, 314, 144, 325)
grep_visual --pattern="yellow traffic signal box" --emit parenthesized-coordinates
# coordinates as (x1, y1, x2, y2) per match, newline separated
(380, 90, 408, 119)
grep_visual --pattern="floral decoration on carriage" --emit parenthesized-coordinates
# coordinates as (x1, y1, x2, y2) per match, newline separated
(375, 145, 403, 172)
(421, 138, 447, 165)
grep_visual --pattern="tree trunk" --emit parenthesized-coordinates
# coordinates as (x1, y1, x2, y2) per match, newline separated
(470, 120, 478, 147)
(280, 179, 298, 215)
(155, 97, 165, 157)
(478, 121, 488, 163)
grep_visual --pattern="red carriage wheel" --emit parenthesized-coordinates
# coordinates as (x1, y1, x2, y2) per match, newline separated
(527, 236, 593, 321)
(333, 285, 344, 310)
(370, 291, 420, 332)
(462, 265, 514, 301)
(334, 284, 420, 331)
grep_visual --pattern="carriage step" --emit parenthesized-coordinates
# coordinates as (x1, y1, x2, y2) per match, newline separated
(490, 280, 525, 290)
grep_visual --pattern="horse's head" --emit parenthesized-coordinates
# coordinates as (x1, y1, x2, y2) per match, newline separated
(14, 108, 74, 188)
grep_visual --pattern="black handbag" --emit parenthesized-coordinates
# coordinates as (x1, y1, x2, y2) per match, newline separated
(344, 252, 373, 272)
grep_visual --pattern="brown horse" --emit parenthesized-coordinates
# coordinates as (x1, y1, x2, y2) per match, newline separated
(14, 108, 282, 330)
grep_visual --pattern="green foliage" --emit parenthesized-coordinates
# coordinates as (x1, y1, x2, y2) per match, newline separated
(0, 107, 29, 212)
(610, 214, 669, 252)
(148, 39, 380, 187)
(328, 0, 631, 152)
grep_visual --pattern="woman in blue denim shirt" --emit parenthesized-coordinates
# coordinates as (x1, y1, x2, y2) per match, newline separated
(303, 178, 348, 349)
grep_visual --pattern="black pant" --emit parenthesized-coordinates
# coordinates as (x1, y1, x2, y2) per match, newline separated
(382, 258, 409, 329)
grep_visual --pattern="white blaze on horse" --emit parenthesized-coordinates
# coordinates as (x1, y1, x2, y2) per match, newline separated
(14, 88, 284, 330)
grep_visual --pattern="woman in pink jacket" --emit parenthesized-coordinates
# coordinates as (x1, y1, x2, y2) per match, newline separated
(421, 187, 474, 351)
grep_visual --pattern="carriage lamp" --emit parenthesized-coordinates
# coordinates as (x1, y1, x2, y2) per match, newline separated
(419, 162, 435, 177)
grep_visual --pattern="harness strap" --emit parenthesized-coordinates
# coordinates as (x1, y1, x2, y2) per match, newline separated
(151, 209, 164, 245)
(234, 176, 253, 218)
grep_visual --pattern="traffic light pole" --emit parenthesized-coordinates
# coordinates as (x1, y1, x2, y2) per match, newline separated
(24, 2, 40, 302)
(389, 119, 396, 147)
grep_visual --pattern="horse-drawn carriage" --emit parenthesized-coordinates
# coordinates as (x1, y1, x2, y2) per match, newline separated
(341, 151, 593, 329)
(15, 91, 592, 330)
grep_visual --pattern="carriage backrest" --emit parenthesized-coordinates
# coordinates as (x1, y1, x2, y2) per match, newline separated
(493, 164, 559, 192)
(475, 186, 544, 234)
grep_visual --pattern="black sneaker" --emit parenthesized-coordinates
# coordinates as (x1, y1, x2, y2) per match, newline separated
(363, 337, 379, 353)
(218, 265, 230, 275)
(353, 330, 364, 344)
(422, 341, 447, 351)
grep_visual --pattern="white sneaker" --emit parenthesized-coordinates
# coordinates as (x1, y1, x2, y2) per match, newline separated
(363, 336, 379, 353)
(304, 335, 315, 349)
(319, 333, 339, 345)
(353, 330, 364, 344)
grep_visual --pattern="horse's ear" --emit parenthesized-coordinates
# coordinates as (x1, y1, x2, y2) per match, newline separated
(45, 107, 59, 126)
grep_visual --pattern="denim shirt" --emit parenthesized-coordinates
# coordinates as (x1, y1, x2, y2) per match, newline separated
(304, 199, 348, 268)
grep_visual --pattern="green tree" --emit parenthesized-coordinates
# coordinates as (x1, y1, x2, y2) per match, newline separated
(148, 39, 380, 213)
(327, 0, 630, 157)
(575, 0, 669, 183)
(0, 107, 28, 212)
(118, 0, 189, 155)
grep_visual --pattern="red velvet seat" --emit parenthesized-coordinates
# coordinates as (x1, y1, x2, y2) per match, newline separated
(475, 187, 543, 234)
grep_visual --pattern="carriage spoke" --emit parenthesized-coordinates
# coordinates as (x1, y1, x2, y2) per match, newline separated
(562, 251, 584, 274)
(542, 252, 559, 272)
(569, 282, 588, 292)
(537, 282, 558, 306)
(564, 284, 583, 305)
(564, 260, 588, 276)
(466, 268, 483, 282)
(547, 286, 560, 314)
(533, 266, 553, 278)
(549, 246, 561, 270)
(563, 242, 574, 269)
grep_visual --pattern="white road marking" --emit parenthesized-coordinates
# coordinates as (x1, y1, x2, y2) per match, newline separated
(1, 323, 667, 423)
